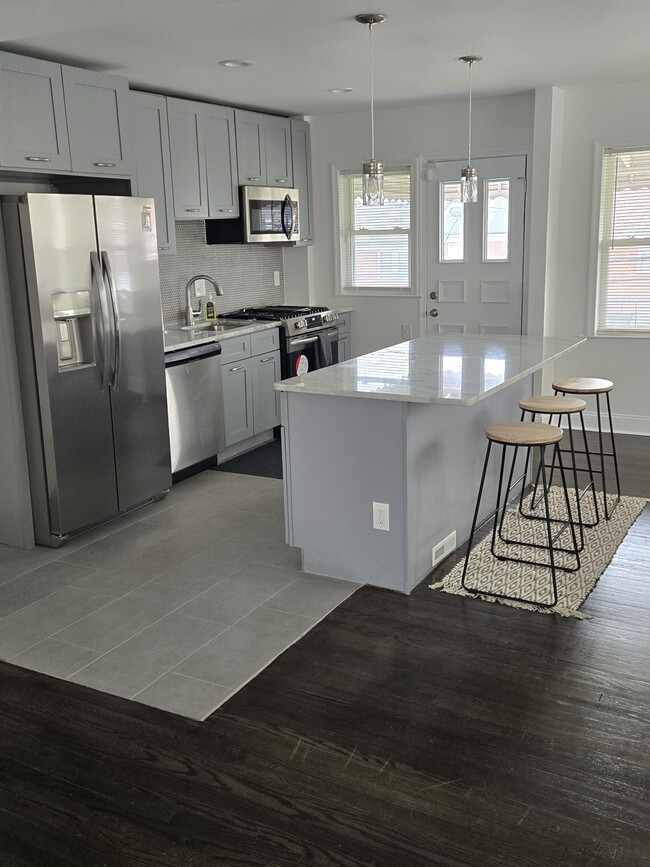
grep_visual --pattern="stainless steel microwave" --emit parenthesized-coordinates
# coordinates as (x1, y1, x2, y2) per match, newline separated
(205, 186, 300, 245)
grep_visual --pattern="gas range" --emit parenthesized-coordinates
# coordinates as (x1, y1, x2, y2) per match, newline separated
(217, 305, 339, 338)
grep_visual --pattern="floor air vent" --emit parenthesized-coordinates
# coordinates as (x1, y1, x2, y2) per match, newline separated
(432, 530, 457, 568)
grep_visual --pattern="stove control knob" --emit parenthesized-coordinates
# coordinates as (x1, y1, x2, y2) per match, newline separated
(295, 318, 307, 329)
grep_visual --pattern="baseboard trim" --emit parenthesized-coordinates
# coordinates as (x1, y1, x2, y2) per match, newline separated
(579, 412, 650, 437)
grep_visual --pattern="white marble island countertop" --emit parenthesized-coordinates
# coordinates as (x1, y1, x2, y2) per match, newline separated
(275, 334, 586, 405)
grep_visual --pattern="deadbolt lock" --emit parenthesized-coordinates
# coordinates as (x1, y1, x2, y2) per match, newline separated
(429, 291, 438, 300)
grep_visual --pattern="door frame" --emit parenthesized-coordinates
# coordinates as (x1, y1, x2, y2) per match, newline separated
(416, 151, 530, 337)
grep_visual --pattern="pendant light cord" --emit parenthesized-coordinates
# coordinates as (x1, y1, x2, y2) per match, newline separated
(467, 59, 473, 166)
(369, 22, 375, 161)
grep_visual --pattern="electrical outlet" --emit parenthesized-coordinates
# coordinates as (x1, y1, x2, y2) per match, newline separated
(194, 279, 207, 297)
(273, 270, 281, 287)
(401, 323, 413, 340)
(372, 502, 390, 531)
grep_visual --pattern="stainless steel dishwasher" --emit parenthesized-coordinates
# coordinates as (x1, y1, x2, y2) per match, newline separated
(164, 341, 225, 475)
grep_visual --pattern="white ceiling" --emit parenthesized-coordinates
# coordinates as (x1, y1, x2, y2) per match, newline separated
(3, 0, 650, 116)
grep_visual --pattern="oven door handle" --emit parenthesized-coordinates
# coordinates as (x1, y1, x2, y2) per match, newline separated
(290, 335, 319, 347)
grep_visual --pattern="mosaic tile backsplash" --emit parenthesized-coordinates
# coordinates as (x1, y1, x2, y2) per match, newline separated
(158, 222, 284, 328)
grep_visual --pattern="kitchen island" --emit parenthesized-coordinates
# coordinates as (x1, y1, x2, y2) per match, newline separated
(275, 334, 586, 594)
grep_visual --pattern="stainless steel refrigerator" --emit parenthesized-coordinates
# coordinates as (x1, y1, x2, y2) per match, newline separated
(2, 193, 171, 547)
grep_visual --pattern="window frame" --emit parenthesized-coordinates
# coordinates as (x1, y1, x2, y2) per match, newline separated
(332, 161, 417, 297)
(590, 139, 650, 338)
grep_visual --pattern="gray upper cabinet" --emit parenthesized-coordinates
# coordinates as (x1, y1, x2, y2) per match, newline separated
(61, 65, 131, 175)
(235, 109, 293, 187)
(130, 91, 176, 255)
(203, 103, 239, 218)
(290, 119, 314, 244)
(167, 97, 238, 221)
(0, 52, 71, 171)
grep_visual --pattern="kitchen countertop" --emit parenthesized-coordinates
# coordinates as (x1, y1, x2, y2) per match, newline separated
(274, 334, 587, 405)
(163, 321, 279, 353)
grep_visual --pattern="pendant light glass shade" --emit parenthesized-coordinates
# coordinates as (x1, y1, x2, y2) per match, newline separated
(460, 165, 478, 204)
(356, 13, 386, 206)
(362, 159, 384, 206)
(459, 55, 482, 204)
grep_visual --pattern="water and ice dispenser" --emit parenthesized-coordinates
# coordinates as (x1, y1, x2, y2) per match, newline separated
(52, 291, 94, 369)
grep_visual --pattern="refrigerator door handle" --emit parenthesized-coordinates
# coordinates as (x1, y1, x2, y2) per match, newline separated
(90, 251, 112, 392)
(101, 251, 121, 390)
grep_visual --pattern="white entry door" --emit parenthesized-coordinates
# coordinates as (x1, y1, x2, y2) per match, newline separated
(424, 155, 527, 336)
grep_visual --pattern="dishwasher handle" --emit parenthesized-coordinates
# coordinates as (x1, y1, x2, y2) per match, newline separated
(164, 342, 222, 368)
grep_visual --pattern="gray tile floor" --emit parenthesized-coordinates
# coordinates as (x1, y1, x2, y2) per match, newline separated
(0, 470, 359, 720)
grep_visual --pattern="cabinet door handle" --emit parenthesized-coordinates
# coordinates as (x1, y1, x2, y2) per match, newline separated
(219, 208, 233, 213)
(275, 178, 287, 183)
(247, 177, 261, 182)
(94, 162, 116, 167)
(259, 356, 275, 363)
(158, 245, 170, 251)
(185, 208, 203, 212)
(229, 365, 245, 372)
(25, 156, 51, 162)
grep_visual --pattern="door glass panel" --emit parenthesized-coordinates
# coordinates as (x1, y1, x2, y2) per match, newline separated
(440, 182, 464, 262)
(483, 179, 510, 261)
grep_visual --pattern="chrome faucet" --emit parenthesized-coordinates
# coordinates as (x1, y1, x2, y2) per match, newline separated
(185, 275, 224, 326)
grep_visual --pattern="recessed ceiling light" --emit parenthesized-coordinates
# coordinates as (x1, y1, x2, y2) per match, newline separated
(329, 87, 354, 94)
(219, 60, 254, 68)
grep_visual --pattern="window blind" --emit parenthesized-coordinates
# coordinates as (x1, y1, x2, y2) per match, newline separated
(596, 147, 650, 334)
(338, 168, 411, 292)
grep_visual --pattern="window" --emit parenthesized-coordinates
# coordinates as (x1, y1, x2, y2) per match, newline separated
(595, 147, 650, 334)
(337, 167, 412, 294)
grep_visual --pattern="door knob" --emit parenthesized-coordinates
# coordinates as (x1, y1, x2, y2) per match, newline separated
(429, 309, 439, 317)
(429, 291, 438, 300)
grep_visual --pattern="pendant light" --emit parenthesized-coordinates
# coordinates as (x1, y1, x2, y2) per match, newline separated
(459, 55, 482, 204)
(356, 13, 386, 206)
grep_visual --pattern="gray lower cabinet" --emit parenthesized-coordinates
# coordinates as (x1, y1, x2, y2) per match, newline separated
(234, 109, 293, 187)
(167, 97, 238, 221)
(338, 312, 352, 362)
(220, 329, 281, 448)
(222, 358, 254, 446)
(0, 52, 71, 171)
(252, 350, 281, 432)
(61, 65, 131, 175)
(290, 119, 313, 244)
(130, 91, 176, 255)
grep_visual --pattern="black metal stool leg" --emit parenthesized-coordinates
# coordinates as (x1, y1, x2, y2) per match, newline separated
(605, 391, 621, 519)
(461, 441, 493, 593)
(579, 410, 600, 526)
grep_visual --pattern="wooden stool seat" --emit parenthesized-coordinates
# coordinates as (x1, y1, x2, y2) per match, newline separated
(552, 377, 613, 394)
(486, 421, 563, 446)
(518, 395, 587, 415)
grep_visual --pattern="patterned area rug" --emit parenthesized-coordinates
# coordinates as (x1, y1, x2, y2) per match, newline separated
(430, 489, 647, 618)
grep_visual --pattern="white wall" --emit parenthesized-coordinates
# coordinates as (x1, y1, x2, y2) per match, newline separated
(551, 79, 650, 431)
(289, 92, 535, 356)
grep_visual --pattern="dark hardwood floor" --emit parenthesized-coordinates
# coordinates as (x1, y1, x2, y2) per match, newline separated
(1, 434, 649, 866)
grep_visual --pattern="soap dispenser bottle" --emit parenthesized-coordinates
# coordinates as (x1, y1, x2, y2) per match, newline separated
(205, 300, 216, 320)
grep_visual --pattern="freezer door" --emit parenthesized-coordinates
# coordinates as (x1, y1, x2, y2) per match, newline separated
(94, 196, 171, 509)
(12, 194, 119, 540)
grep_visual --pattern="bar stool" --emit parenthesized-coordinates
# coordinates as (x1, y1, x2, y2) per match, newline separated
(461, 421, 580, 609)
(518, 395, 599, 533)
(552, 377, 621, 520)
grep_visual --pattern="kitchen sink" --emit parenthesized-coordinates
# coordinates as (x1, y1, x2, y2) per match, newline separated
(180, 321, 250, 332)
